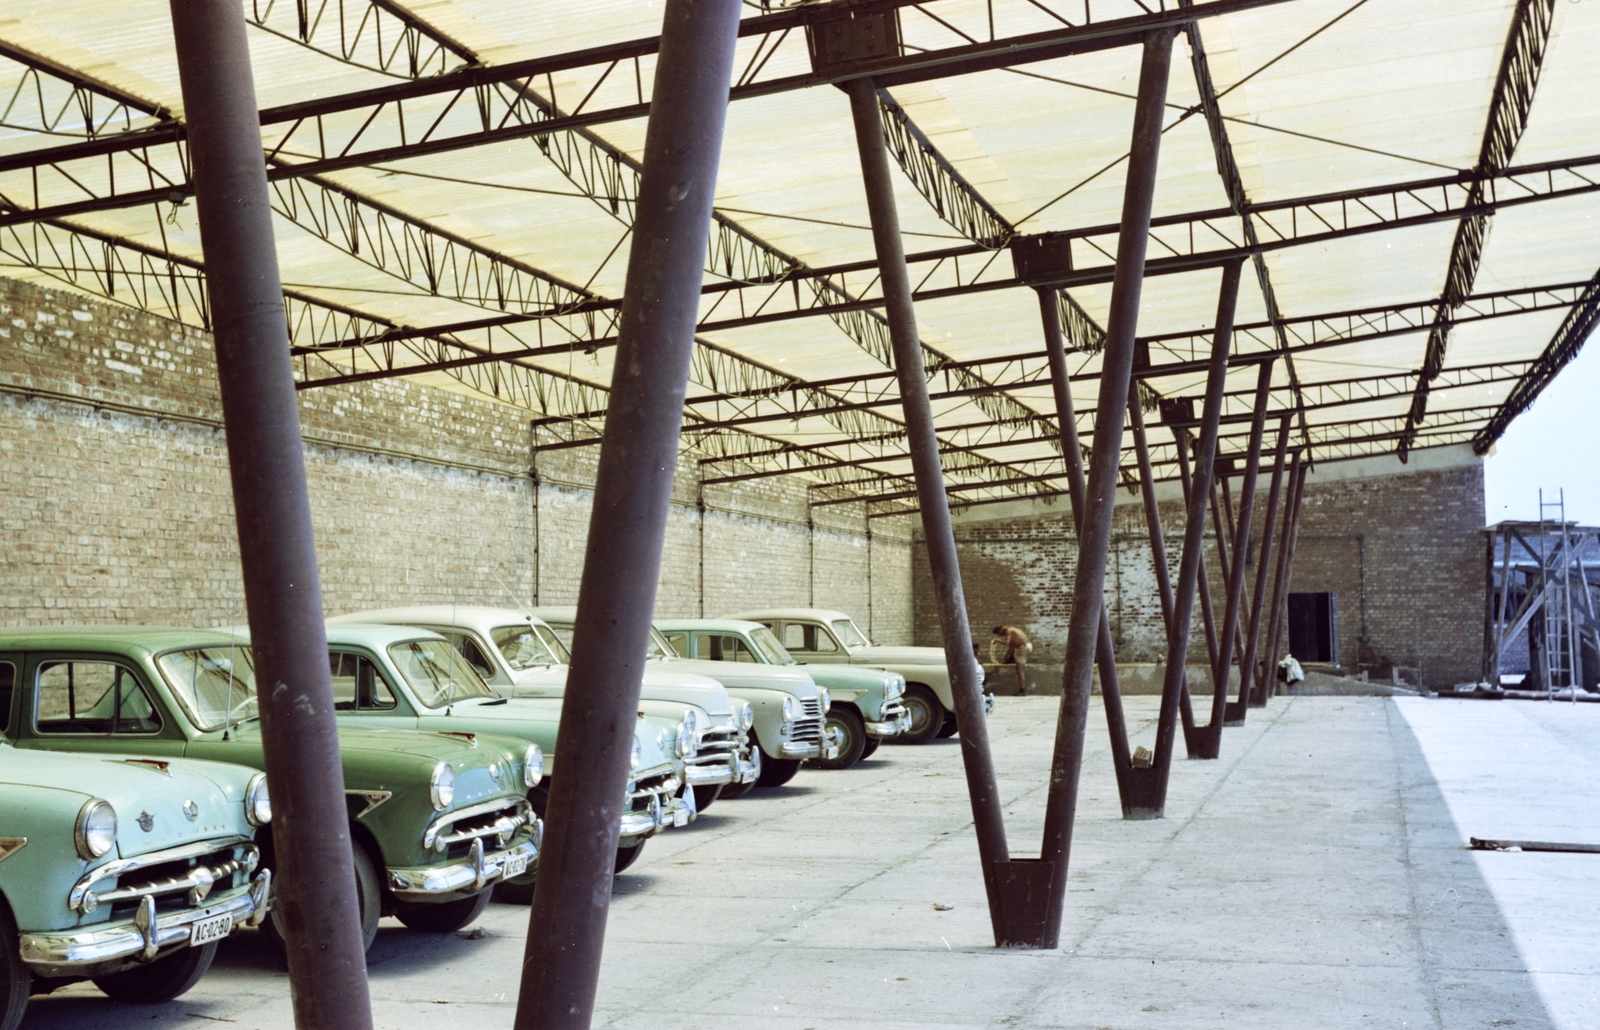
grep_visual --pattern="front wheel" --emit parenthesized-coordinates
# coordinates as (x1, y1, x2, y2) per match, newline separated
(895, 685, 944, 745)
(93, 941, 216, 1003)
(861, 737, 881, 759)
(756, 757, 801, 787)
(614, 839, 647, 874)
(692, 784, 721, 813)
(811, 707, 866, 770)
(717, 736, 762, 800)
(936, 710, 959, 738)
(0, 905, 30, 1030)
(260, 838, 381, 964)
(395, 890, 491, 933)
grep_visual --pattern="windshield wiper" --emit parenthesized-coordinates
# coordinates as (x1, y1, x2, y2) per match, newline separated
(479, 697, 509, 706)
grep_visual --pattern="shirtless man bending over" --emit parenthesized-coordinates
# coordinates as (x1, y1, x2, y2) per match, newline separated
(993, 625, 1031, 695)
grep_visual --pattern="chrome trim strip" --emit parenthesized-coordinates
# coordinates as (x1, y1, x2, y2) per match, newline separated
(68, 836, 254, 912)
(421, 796, 531, 850)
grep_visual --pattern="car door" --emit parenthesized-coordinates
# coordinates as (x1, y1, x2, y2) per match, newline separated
(17, 654, 186, 757)
(775, 621, 849, 666)
(328, 649, 418, 729)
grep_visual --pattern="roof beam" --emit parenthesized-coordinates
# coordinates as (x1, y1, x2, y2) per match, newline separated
(1397, 0, 1557, 459)
(244, 0, 480, 80)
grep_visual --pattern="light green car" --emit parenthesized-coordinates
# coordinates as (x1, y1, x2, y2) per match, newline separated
(0, 628, 540, 958)
(316, 622, 694, 895)
(656, 619, 910, 769)
(0, 738, 270, 1028)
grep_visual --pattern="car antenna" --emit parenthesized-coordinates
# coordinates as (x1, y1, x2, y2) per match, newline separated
(492, 568, 535, 623)
(445, 529, 462, 714)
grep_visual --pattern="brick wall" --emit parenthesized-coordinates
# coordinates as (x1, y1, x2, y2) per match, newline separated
(0, 276, 914, 641)
(914, 450, 1487, 687)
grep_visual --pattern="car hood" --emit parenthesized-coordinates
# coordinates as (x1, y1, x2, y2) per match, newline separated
(640, 666, 733, 716)
(0, 746, 251, 855)
(852, 645, 950, 666)
(799, 663, 898, 690)
(655, 657, 817, 697)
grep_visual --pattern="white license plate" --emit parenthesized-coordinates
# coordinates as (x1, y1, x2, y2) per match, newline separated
(189, 913, 233, 946)
(673, 807, 689, 828)
(501, 850, 529, 879)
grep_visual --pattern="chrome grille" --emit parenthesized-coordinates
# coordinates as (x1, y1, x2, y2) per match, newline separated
(790, 717, 823, 744)
(801, 698, 822, 718)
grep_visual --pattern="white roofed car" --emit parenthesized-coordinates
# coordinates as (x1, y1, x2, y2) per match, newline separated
(533, 607, 835, 795)
(332, 607, 757, 811)
(730, 609, 991, 746)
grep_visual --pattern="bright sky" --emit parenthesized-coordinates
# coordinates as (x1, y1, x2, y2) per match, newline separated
(1482, 329, 1600, 526)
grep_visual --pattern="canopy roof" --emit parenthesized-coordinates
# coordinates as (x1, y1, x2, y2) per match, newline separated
(2, 0, 1596, 515)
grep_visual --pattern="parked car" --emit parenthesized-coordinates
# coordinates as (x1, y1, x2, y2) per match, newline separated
(532, 607, 835, 793)
(656, 619, 910, 769)
(0, 627, 540, 959)
(0, 739, 270, 1027)
(730, 609, 992, 746)
(332, 607, 758, 811)
(317, 622, 691, 897)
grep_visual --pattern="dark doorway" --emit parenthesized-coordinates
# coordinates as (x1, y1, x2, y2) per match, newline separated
(1288, 592, 1338, 664)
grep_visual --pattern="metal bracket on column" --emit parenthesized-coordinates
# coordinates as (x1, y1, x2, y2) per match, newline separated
(992, 858, 1058, 947)
(808, 9, 902, 77)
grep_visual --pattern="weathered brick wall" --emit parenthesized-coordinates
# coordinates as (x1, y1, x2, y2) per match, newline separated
(1, 276, 914, 641)
(914, 452, 1487, 686)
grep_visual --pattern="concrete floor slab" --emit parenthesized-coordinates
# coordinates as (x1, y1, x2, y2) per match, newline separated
(22, 696, 1586, 1029)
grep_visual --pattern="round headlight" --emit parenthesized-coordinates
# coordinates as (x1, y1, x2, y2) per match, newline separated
(781, 695, 797, 721)
(630, 737, 643, 770)
(681, 708, 698, 735)
(675, 720, 696, 759)
(887, 675, 904, 699)
(76, 799, 117, 859)
(737, 700, 754, 732)
(429, 762, 455, 811)
(818, 688, 831, 712)
(245, 772, 272, 826)
(523, 744, 544, 788)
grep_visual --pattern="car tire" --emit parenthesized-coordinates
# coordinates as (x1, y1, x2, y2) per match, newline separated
(936, 710, 959, 738)
(614, 839, 647, 874)
(691, 784, 721, 812)
(811, 707, 866, 770)
(395, 889, 491, 933)
(756, 757, 801, 787)
(716, 736, 762, 800)
(860, 737, 881, 759)
(896, 685, 944, 745)
(0, 905, 30, 1030)
(93, 941, 217, 1004)
(260, 838, 381, 963)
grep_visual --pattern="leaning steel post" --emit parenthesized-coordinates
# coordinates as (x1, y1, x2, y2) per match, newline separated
(1038, 288, 1138, 815)
(1199, 359, 1273, 757)
(1233, 414, 1293, 719)
(514, 4, 741, 1027)
(167, 3, 374, 1027)
(1036, 27, 1177, 946)
(1149, 259, 1245, 811)
(847, 78, 1017, 945)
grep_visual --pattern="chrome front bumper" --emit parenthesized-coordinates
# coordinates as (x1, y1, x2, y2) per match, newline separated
(619, 772, 694, 841)
(389, 830, 541, 902)
(683, 744, 759, 786)
(866, 699, 913, 738)
(21, 871, 270, 978)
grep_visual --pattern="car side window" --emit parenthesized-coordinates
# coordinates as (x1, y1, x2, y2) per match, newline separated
(328, 652, 397, 711)
(662, 633, 689, 658)
(0, 662, 12, 733)
(36, 661, 162, 734)
(786, 623, 837, 654)
(705, 635, 758, 663)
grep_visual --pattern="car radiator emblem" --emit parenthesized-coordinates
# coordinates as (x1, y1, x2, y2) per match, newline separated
(183, 800, 199, 821)
(136, 811, 154, 832)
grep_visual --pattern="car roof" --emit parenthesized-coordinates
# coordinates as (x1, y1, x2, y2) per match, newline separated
(728, 609, 856, 623)
(332, 606, 546, 633)
(321, 622, 449, 648)
(528, 606, 576, 624)
(0, 625, 241, 656)
(655, 618, 769, 634)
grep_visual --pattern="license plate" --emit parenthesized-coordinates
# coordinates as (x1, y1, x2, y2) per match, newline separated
(190, 913, 233, 946)
(673, 807, 689, 828)
(501, 850, 529, 879)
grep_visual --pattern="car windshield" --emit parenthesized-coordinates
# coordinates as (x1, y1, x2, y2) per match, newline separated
(157, 646, 257, 732)
(534, 625, 571, 663)
(647, 627, 675, 660)
(387, 640, 494, 707)
(832, 619, 871, 649)
(748, 627, 796, 665)
(491, 624, 561, 670)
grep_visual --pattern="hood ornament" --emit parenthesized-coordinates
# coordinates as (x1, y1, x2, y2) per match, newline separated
(182, 800, 199, 821)
(136, 811, 154, 832)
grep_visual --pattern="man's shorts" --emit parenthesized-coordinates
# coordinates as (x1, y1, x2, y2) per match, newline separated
(1006, 644, 1031, 665)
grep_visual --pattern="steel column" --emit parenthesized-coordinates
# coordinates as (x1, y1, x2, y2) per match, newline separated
(847, 78, 1016, 944)
(167, 4, 373, 1027)
(1175, 435, 1224, 682)
(1149, 259, 1244, 809)
(1037, 27, 1176, 947)
(1038, 289, 1139, 816)
(1266, 460, 1310, 693)
(514, 5, 741, 1028)
(1231, 414, 1292, 719)
(1257, 450, 1302, 701)
(1199, 359, 1273, 757)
